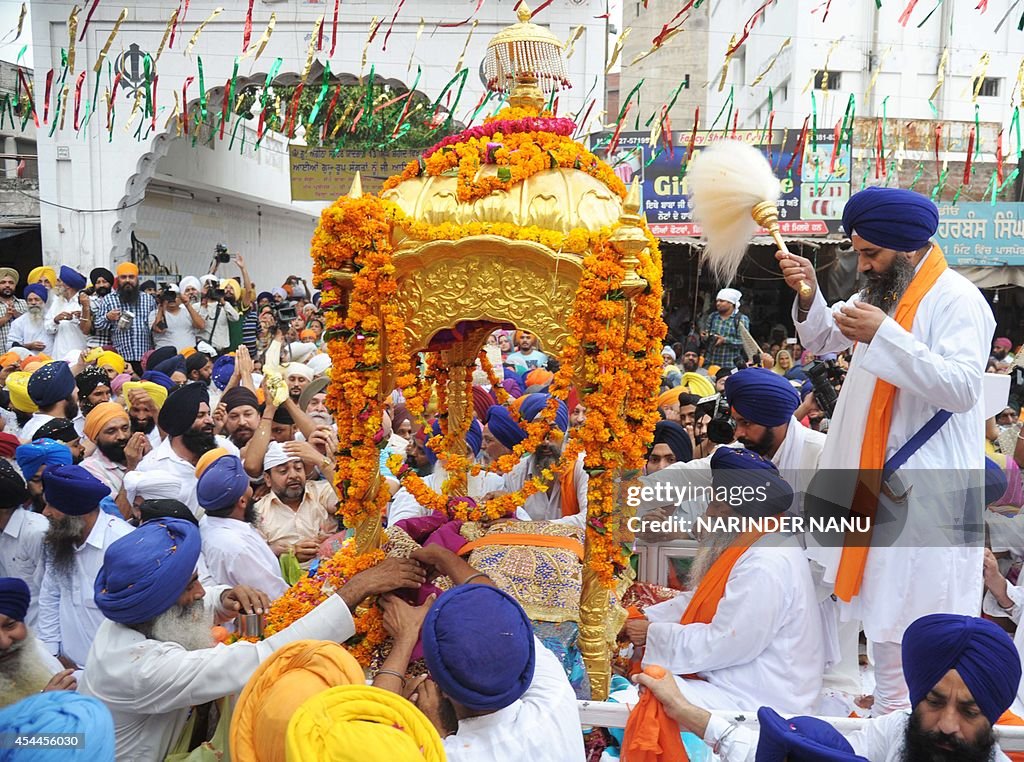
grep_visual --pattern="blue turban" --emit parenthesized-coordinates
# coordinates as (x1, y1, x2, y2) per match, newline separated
(257, 291, 273, 304)
(23, 283, 48, 304)
(985, 457, 1008, 506)
(711, 448, 793, 517)
(211, 355, 235, 391)
(95, 518, 202, 625)
(651, 420, 693, 464)
(15, 438, 73, 479)
(145, 346, 177, 372)
(518, 393, 568, 432)
(154, 354, 186, 377)
(0, 577, 30, 622)
(58, 265, 87, 292)
(755, 707, 868, 762)
(903, 613, 1021, 724)
(197, 454, 249, 513)
(141, 370, 176, 391)
(725, 368, 801, 428)
(422, 585, 535, 711)
(486, 405, 527, 450)
(43, 464, 109, 516)
(0, 692, 115, 761)
(27, 361, 76, 408)
(841, 187, 938, 253)
(425, 419, 483, 464)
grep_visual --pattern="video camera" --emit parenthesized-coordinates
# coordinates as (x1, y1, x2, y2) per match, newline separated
(157, 283, 178, 302)
(271, 300, 298, 327)
(805, 359, 846, 418)
(214, 243, 231, 264)
(696, 392, 736, 445)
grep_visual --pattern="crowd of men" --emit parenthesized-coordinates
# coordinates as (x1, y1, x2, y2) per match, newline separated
(1, 185, 1024, 762)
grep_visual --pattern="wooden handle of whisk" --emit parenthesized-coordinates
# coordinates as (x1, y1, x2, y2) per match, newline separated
(770, 230, 813, 298)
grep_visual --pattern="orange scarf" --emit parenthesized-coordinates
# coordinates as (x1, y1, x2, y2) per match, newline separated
(680, 530, 766, 626)
(833, 246, 948, 602)
(560, 461, 578, 517)
(997, 710, 1024, 762)
(622, 666, 687, 762)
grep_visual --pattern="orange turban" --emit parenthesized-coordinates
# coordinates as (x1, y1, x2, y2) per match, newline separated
(657, 386, 688, 410)
(0, 351, 20, 369)
(231, 640, 365, 762)
(116, 262, 139, 277)
(84, 402, 129, 442)
(525, 369, 554, 388)
(194, 447, 231, 479)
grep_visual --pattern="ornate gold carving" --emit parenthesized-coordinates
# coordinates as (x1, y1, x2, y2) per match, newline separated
(380, 169, 622, 238)
(579, 563, 612, 700)
(392, 236, 582, 357)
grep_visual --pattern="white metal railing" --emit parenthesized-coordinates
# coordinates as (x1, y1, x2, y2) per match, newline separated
(577, 701, 1024, 751)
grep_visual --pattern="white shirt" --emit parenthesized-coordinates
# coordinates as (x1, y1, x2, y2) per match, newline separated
(148, 305, 199, 353)
(0, 508, 49, 627)
(200, 515, 288, 599)
(136, 435, 239, 517)
(635, 443, 745, 528)
(770, 417, 826, 517)
(983, 583, 1024, 716)
(8, 312, 52, 355)
(706, 709, 1011, 761)
(502, 453, 589, 524)
(37, 513, 133, 668)
(795, 254, 995, 643)
(642, 535, 825, 716)
(80, 449, 128, 499)
(443, 636, 585, 762)
(197, 301, 239, 351)
(44, 291, 89, 360)
(19, 412, 56, 443)
(80, 590, 355, 762)
(388, 467, 508, 526)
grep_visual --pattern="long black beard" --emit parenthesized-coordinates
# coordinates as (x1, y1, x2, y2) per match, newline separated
(44, 515, 86, 580)
(860, 254, 915, 312)
(900, 706, 996, 762)
(181, 428, 217, 457)
(119, 284, 138, 303)
(97, 439, 128, 464)
(29, 492, 45, 513)
(60, 396, 79, 420)
(94, 286, 110, 298)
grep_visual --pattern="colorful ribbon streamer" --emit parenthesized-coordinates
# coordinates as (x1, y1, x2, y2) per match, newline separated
(185, 7, 223, 58)
(242, 0, 255, 52)
(66, 6, 80, 75)
(156, 7, 179, 62)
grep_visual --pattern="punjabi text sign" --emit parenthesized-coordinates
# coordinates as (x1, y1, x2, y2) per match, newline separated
(289, 145, 421, 201)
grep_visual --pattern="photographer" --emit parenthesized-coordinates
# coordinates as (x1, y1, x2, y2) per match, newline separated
(196, 279, 239, 353)
(699, 288, 749, 369)
(148, 284, 205, 353)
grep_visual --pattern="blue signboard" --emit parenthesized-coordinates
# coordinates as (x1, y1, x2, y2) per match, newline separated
(935, 202, 1024, 267)
(590, 129, 851, 238)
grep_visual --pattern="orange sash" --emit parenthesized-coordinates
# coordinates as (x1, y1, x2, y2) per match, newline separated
(680, 530, 766, 625)
(457, 534, 585, 561)
(997, 710, 1024, 762)
(833, 246, 948, 602)
(560, 462, 579, 518)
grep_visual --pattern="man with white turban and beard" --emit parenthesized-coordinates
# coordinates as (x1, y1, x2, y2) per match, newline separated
(0, 461, 48, 628)
(36, 465, 132, 671)
(0, 577, 76, 707)
(622, 449, 824, 716)
(778, 186, 996, 715)
(80, 517, 427, 761)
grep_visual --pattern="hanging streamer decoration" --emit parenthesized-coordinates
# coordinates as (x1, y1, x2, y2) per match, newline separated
(454, 20, 480, 76)
(156, 7, 180, 62)
(330, 0, 341, 56)
(79, 0, 101, 41)
(564, 26, 586, 60)
(301, 17, 323, 84)
(242, 0, 255, 53)
(184, 7, 223, 58)
(383, 0, 407, 51)
(727, 0, 775, 55)
(606, 27, 631, 74)
(928, 47, 948, 115)
(66, 6, 80, 75)
(750, 37, 791, 87)
(93, 8, 127, 74)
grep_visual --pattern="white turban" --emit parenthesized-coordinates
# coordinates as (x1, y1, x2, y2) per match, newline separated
(123, 471, 180, 505)
(263, 441, 301, 472)
(716, 287, 742, 306)
(287, 342, 318, 364)
(306, 353, 332, 378)
(199, 274, 219, 286)
(285, 363, 314, 381)
(661, 346, 676, 361)
(179, 276, 201, 293)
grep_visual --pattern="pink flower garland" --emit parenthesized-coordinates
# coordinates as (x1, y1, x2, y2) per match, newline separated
(423, 116, 577, 159)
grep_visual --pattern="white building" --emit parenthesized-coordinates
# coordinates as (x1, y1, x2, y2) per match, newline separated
(708, 0, 1024, 132)
(29, 0, 609, 289)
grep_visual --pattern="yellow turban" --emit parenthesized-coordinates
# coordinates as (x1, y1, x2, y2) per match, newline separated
(285, 685, 444, 762)
(122, 381, 168, 411)
(221, 278, 242, 301)
(96, 351, 126, 376)
(232, 641, 366, 762)
(180, 347, 197, 359)
(84, 347, 105, 365)
(194, 448, 231, 479)
(5, 371, 37, 413)
(680, 372, 716, 399)
(84, 402, 129, 443)
(27, 266, 56, 287)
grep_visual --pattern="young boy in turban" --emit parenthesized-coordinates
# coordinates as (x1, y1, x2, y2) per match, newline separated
(637, 613, 1021, 761)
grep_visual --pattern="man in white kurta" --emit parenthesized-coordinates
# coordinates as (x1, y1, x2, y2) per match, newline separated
(0, 462, 48, 628)
(780, 186, 995, 714)
(43, 267, 91, 360)
(196, 453, 287, 600)
(80, 517, 427, 762)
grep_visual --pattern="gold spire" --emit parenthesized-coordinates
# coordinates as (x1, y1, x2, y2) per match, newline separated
(347, 171, 363, 199)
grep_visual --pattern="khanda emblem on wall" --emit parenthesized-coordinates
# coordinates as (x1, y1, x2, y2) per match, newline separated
(114, 44, 151, 101)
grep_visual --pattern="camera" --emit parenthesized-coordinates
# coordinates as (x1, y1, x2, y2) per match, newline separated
(214, 244, 231, 264)
(158, 283, 177, 302)
(273, 301, 298, 325)
(805, 360, 846, 418)
(204, 283, 226, 301)
(695, 393, 736, 445)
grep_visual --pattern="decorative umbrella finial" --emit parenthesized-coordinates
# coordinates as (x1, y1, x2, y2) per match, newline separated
(484, 3, 571, 113)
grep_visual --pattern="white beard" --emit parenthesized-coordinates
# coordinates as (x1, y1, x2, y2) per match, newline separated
(688, 529, 741, 588)
(147, 599, 214, 652)
(0, 634, 56, 707)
